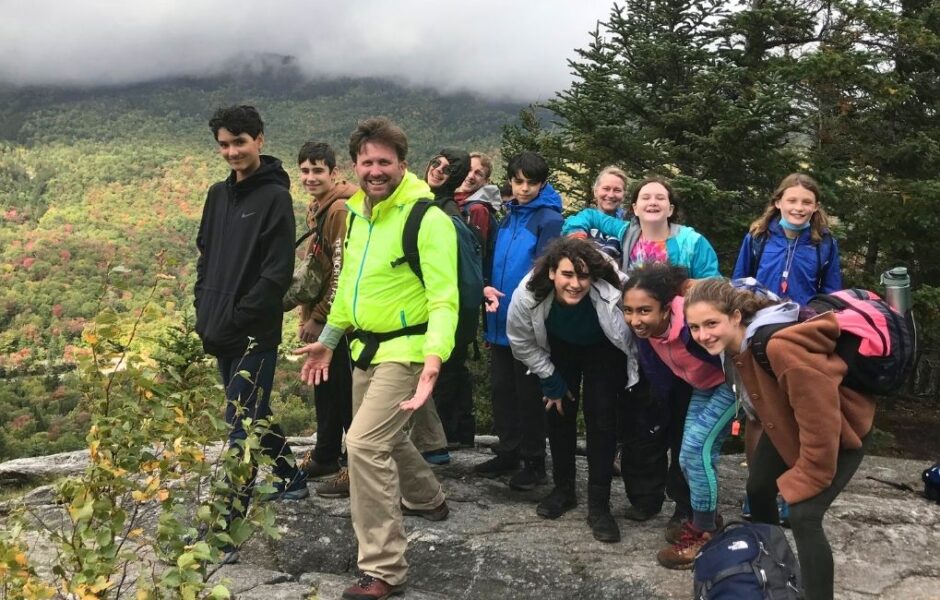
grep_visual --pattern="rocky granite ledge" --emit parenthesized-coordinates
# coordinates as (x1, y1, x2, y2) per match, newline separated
(2, 436, 938, 599)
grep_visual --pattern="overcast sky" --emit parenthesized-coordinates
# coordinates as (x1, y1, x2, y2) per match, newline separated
(0, 1, 615, 101)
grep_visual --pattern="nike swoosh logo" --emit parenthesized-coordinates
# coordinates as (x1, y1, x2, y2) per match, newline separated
(241, 212, 256, 218)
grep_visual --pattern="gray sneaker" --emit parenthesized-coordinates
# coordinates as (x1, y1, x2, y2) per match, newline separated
(316, 467, 350, 498)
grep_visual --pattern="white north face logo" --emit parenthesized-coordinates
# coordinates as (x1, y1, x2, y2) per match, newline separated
(728, 541, 750, 551)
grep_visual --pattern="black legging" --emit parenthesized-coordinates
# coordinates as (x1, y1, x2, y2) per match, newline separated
(545, 336, 627, 488)
(747, 432, 870, 600)
(618, 375, 692, 516)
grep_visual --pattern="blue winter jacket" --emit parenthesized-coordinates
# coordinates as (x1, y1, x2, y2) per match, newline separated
(486, 184, 564, 346)
(562, 210, 720, 277)
(731, 220, 841, 305)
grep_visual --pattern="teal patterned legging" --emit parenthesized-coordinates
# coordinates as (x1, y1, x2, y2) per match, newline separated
(678, 383, 736, 513)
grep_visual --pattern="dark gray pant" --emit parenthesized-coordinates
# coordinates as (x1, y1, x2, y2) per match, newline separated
(489, 344, 545, 459)
(747, 432, 870, 600)
(312, 336, 353, 465)
(619, 376, 692, 516)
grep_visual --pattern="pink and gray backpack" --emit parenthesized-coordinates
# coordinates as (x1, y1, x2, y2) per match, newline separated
(750, 289, 916, 396)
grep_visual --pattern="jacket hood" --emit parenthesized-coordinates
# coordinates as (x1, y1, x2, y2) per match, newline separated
(512, 182, 563, 213)
(310, 179, 359, 220)
(466, 184, 502, 210)
(226, 155, 290, 196)
(426, 148, 471, 198)
(741, 301, 801, 353)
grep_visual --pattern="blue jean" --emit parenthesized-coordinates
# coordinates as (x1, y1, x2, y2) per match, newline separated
(679, 382, 735, 526)
(217, 349, 298, 515)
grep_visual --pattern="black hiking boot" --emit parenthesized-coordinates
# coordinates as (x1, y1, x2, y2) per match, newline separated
(509, 456, 546, 491)
(536, 484, 578, 519)
(587, 484, 621, 543)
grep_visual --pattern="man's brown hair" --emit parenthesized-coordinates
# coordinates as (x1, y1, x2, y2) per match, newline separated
(348, 116, 408, 162)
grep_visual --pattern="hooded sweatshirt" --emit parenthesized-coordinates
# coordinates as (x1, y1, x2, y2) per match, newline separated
(426, 148, 471, 210)
(485, 183, 564, 346)
(195, 155, 295, 357)
(301, 179, 359, 325)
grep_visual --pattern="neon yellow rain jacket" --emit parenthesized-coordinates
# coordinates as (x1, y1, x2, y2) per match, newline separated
(324, 171, 458, 364)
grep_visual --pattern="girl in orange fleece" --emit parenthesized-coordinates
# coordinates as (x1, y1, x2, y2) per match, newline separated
(684, 278, 874, 600)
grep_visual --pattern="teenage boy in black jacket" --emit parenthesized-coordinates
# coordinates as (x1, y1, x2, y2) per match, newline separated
(195, 106, 308, 559)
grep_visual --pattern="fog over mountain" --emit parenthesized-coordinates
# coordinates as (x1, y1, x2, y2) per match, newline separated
(0, 0, 613, 101)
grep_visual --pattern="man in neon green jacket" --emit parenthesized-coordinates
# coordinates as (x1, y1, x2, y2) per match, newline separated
(295, 117, 458, 600)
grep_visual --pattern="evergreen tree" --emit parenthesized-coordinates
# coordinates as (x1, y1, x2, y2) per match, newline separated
(501, 0, 817, 264)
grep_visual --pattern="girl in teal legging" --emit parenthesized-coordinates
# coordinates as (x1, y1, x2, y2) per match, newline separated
(622, 263, 736, 570)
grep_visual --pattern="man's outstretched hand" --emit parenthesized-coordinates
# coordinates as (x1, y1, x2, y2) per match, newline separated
(294, 342, 334, 386)
(399, 355, 442, 412)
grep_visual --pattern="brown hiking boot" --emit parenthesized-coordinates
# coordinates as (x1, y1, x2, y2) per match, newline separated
(666, 512, 722, 544)
(315, 467, 350, 498)
(341, 574, 404, 600)
(656, 521, 713, 570)
(400, 499, 450, 522)
(298, 451, 341, 481)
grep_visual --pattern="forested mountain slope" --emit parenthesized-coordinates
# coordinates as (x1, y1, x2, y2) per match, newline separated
(0, 72, 521, 459)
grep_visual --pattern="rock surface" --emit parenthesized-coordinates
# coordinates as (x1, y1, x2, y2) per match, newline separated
(2, 436, 938, 599)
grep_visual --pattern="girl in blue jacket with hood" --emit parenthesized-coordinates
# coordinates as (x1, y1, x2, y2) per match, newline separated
(474, 152, 563, 490)
(732, 173, 842, 305)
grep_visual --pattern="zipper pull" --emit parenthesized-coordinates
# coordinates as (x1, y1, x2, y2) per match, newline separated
(731, 419, 742, 437)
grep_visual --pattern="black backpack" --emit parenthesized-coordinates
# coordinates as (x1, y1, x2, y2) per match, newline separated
(344, 199, 484, 368)
(398, 198, 485, 347)
(693, 521, 803, 599)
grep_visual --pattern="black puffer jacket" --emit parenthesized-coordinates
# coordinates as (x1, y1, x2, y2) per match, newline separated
(194, 155, 296, 357)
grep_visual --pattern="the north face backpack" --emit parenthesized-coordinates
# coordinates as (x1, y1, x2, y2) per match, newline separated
(693, 521, 803, 599)
(398, 198, 485, 347)
(750, 289, 916, 397)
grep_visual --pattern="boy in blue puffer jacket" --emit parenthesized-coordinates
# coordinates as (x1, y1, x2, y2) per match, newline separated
(474, 152, 563, 490)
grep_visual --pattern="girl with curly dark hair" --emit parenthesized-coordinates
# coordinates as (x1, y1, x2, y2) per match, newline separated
(506, 238, 639, 543)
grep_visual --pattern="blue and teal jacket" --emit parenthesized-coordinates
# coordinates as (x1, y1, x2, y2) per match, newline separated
(485, 184, 563, 346)
(731, 219, 841, 305)
(562, 209, 720, 277)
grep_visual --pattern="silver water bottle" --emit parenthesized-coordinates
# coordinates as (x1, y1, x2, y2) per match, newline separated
(881, 266, 912, 314)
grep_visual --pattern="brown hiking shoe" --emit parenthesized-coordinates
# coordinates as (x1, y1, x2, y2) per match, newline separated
(341, 574, 404, 600)
(656, 521, 712, 570)
(400, 499, 450, 522)
(666, 512, 722, 544)
(298, 451, 341, 481)
(315, 467, 349, 498)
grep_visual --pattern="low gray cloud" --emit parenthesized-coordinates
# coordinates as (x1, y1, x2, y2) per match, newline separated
(0, 0, 614, 101)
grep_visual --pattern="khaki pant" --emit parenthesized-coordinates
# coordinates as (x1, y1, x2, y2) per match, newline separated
(408, 394, 449, 453)
(347, 362, 446, 585)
